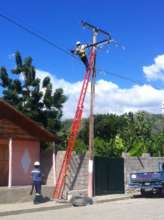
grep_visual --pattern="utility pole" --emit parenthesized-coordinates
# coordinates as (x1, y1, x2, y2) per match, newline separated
(81, 21, 111, 197)
(88, 30, 97, 198)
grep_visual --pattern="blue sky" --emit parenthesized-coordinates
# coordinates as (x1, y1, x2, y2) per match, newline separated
(0, 0, 164, 118)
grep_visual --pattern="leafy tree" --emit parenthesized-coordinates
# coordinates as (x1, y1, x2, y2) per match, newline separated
(74, 138, 87, 154)
(78, 119, 89, 144)
(0, 51, 67, 135)
(94, 137, 113, 157)
(114, 135, 125, 157)
(120, 112, 153, 154)
(93, 135, 125, 158)
(94, 114, 121, 139)
(149, 132, 164, 156)
(64, 112, 164, 157)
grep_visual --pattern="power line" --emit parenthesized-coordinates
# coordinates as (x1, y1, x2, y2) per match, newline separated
(97, 68, 145, 85)
(0, 11, 162, 90)
(97, 68, 162, 90)
(0, 12, 74, 58)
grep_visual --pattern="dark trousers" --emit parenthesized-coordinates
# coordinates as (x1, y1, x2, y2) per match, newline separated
(34, 181, 41, 194)
(81, 56, 89, 69)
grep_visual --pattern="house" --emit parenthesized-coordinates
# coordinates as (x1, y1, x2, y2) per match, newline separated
(0, 99, 56, 187)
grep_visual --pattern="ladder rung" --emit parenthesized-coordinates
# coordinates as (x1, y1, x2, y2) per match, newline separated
(53, 49, 96, 199)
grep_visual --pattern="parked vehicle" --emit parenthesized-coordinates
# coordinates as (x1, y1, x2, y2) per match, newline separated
(129, 165, 164, 196)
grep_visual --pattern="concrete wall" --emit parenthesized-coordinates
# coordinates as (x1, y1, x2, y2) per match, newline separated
(41, 150, 89, 196)
(0, 185, 54, 203)
(56, 151, 89, 195)
(42, 150, 164, 195)
(40, 149, 54, 186)
(123, 153, 164, 191)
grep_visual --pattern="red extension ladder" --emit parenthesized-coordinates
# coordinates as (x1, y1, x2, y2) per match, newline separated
(53, 49, 96, 199)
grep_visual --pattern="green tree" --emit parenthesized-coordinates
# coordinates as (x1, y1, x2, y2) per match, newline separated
(94, 137, 113, 157)
(120, 112, 153, 155)
(149, 132, 164, 156)
(94, 114, 121, 139)
(62, 111, 164, 156)
(73, 114, 130, 157)
(114, 134, 125, 157)
(74, 138, 87, 154)
(0, 51, 67, 135)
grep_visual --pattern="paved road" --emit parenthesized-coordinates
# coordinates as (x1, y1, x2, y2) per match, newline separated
(2, 197, 164, 220)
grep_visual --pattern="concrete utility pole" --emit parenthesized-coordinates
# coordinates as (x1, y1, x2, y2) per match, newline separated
(88, 30, 97, 198)
(81, 21, 111, 197)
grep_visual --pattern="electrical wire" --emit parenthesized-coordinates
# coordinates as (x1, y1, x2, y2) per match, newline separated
(97, 68, 145, 85)
(0, 11, 162, 90)
(0, 12, 74, 58)
(97, 68, 162, 90)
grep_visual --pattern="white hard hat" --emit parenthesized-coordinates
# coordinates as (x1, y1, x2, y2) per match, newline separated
(76, 41, 81, 45)
(34, 161, 40, 166)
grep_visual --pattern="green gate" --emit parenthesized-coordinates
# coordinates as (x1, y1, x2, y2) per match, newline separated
(94, 157, 124, 195)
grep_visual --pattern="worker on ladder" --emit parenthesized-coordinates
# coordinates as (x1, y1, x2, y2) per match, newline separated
(71, 41, 91, 69)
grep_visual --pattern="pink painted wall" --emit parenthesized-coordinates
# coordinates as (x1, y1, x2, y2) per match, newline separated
(12, 139, 40, 185)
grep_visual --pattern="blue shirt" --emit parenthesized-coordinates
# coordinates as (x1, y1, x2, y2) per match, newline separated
(31, 168, 42, 182)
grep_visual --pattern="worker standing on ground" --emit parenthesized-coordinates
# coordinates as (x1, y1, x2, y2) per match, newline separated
(31, 161, 42, 196)
(71, 41, 90, 69)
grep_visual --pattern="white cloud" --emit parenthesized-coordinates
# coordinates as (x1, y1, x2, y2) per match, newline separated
(143, 54, 164, 81)
(8, 53, 15, 60)
(36, 69, 164, 119)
